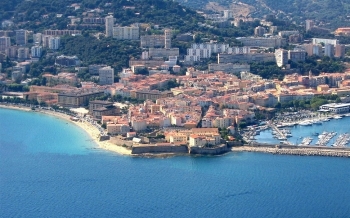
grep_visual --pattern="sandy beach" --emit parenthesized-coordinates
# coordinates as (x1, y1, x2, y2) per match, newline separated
(0, 104, 132, 156)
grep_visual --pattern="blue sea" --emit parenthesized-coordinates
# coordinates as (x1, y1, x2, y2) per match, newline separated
(1, 108, 350, 218)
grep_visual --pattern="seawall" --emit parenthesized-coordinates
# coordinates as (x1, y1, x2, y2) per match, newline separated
(131, 144, 188, 154)
(189, 144, 228, 155)
(232, 144, 350, 158)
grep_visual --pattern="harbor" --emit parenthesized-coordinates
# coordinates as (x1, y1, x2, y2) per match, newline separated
(245, 111, 350, 148)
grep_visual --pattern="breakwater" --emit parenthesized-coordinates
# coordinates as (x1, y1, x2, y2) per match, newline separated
(232, 144, 350, 157)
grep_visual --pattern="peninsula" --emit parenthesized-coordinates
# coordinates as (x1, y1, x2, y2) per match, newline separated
(1, 0, 350, 157)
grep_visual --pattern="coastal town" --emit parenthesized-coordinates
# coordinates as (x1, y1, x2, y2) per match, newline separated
(1, 2, 350, 157)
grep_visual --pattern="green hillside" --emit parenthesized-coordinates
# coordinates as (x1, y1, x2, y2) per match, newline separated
(175, 0, 350, 29)
(0, 0, 204, 33)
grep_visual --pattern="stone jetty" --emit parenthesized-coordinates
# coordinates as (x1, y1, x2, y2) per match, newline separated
(231, 145, 350, 158)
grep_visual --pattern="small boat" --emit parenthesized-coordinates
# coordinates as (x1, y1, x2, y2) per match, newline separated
(299, 121, 312, 126)
(313, 120, 322, 125)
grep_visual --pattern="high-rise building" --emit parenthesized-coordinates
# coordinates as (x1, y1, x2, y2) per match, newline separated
(324, 44, 334, 57)
(275, 49, 288, 67)
(99, 66, 114, 85)
(105, 15, 114, 37)
(49, 37, 60, 50)
(288, 49, 306, 62)
(31, 46, 43, 58)
(15, 29, 27, 46)
(17, 47, 29, 60)
(304, 44, 322, 56)
(164, 29, 172, 49)
(33, 33, 42, 44)
(305, 20, 314, 31)
(0, 36, 11, 51)
(5, 46, 18, 58)
(334, 44, 345, 58)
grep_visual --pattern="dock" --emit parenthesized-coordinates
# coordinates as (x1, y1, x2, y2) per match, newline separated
(268, 123, 287, 140)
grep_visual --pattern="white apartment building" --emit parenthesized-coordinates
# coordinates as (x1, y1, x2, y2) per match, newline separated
(113, 26, 139, 40)
(278, 31, 299, 37)
(324, 44, 334, 57)
(187, 48, 211, 59)
(185, 55, 200, 62)
(31, 46, 42, 58)
(312, 38, 339, 46)
(99, 66, 114, 85)
(275, 48, 288, 67)
(17, 47, 29, 60)
(288, 49, 306, 62)
(191, 43, 229, 53)
(48, 37, 60, 50)
(107, 123, 130, 135)
(0, 36, 10, 51)
(131, 119, 147, 131)
(226, 46, 250, 54)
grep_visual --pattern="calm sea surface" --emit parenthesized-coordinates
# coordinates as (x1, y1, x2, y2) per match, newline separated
(1, 108, 350, 218)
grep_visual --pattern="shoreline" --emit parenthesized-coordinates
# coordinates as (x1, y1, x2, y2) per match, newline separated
(1, 104, 350, 158)
(0, 104, 132, 156)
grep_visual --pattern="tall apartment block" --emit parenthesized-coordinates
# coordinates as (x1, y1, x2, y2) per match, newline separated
(18, 47, 29, 60)
(164, 29, 172, 49)
(99, 66, 114, 85)
(105, 15, 114, 37)
(324, 44, 334, 57)
(334, 44, 345, 58)
(16, 29, 27, 46)
(275, 49, 288, 67)
(49, 37, 60, 50)
(0, 36, 11, 51)
(31, 46, 43, 58)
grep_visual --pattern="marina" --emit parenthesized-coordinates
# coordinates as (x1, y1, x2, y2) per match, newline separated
(252, 112, 350, 147)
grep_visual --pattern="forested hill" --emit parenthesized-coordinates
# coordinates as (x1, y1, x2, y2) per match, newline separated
(176, 0, 350, 29)
(0, 0, 204, 33)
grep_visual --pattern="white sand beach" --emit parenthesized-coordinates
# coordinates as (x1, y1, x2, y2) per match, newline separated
(0, 104, 132, 155)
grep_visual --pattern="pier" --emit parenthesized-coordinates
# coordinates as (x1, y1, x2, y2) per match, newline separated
(268, 122, 287, 140)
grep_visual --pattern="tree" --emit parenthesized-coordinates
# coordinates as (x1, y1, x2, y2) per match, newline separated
(135, 68, 149, 76)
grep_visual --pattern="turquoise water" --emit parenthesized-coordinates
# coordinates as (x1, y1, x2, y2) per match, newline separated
(1, 108, 350, 218)
(256, 117, 350, 146)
